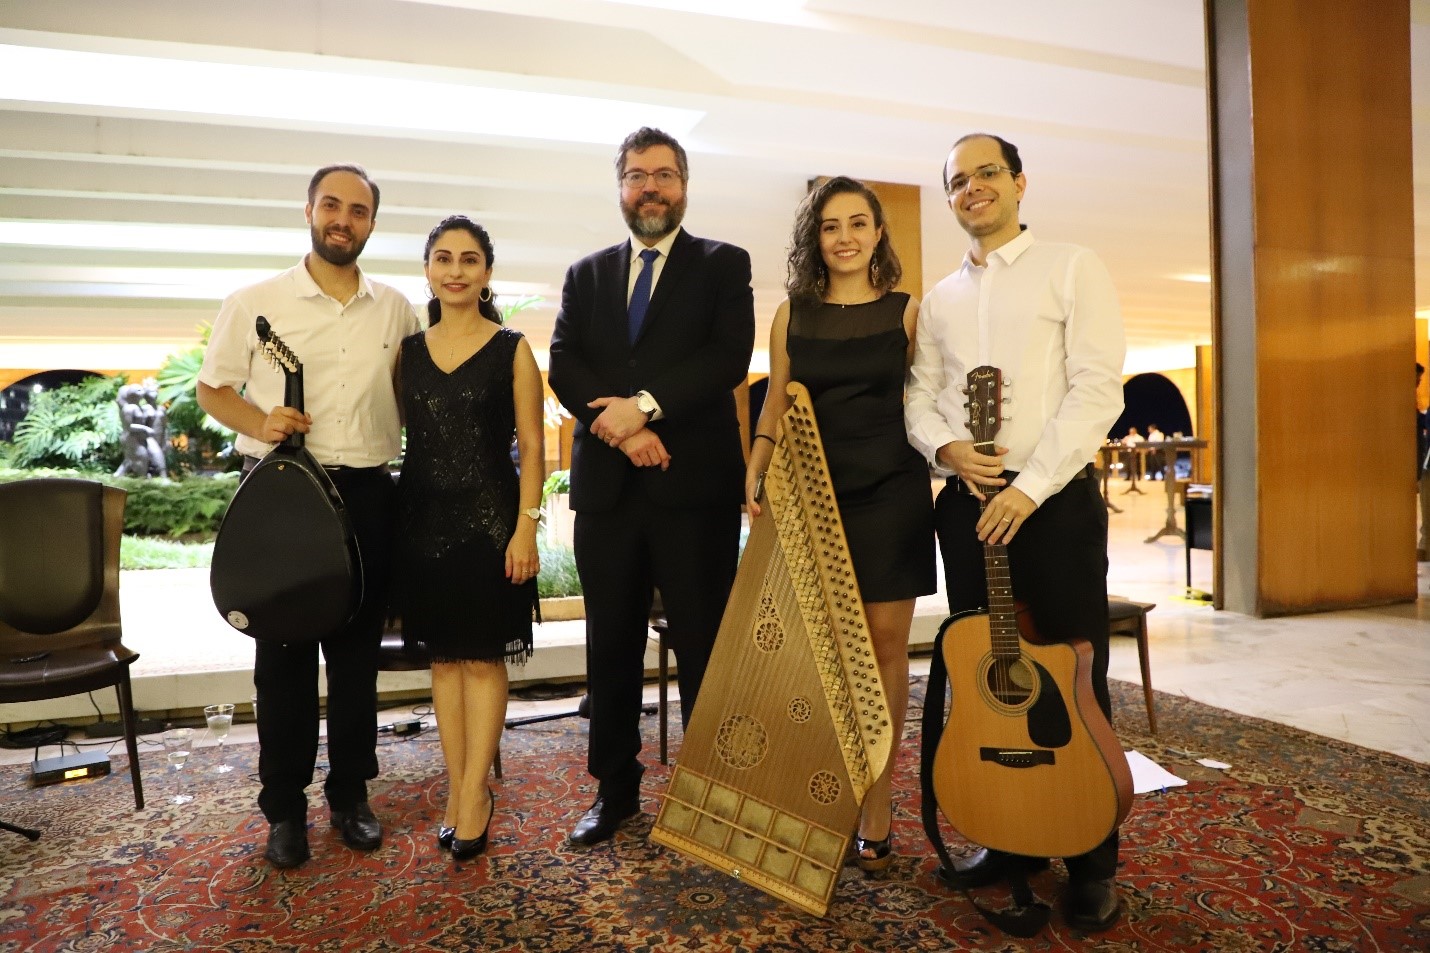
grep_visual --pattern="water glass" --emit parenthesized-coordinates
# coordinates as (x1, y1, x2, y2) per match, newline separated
(162, 727, 194, 805)
(204, 703, 235, 774)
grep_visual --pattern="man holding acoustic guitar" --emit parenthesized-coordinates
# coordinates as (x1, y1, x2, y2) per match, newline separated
(905, 134, 1129, 932)
(199, 165, 421, 869)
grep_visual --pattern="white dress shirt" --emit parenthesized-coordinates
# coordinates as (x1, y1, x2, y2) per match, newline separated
(199, 260, 421, 467)
(905, 229, 1126, 506)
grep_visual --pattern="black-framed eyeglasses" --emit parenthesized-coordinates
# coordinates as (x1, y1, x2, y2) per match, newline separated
(945, 164, 1014, 196)
(621, 169, 682, 190)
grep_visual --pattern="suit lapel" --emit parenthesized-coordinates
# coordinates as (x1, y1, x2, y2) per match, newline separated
(634, 229, 693, 344)
(606, 242, 632, 335)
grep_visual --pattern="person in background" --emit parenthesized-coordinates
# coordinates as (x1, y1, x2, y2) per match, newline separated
(1121, 425, 1144, 481)
(745, 176, 935, 874)
(395, 215, 543, 861)
(905, 132, 1127, 931)
(198, 164, 420, 869)
(1417, 363, 1428, 561)
(548, 127, 755, 847)
(1144, 423, 1166, 479)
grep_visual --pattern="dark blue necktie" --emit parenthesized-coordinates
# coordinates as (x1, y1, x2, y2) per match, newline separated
(628, 248, 659, 344)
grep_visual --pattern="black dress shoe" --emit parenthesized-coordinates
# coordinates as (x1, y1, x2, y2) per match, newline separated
(264, 819, 310, 869)
(938, 847, 1050, 889)
(1064, 877, 1122, 932)
(437, 826, 455, 851)
(568, 795, 639, 847)
(330, 802, 383, 851)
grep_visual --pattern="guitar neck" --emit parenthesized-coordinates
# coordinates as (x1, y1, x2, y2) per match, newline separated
(978, 503, 1020, 661)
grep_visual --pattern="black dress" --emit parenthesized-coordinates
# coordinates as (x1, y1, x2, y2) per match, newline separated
(397, 327, 535, 663)
(786, 292, 936, 602)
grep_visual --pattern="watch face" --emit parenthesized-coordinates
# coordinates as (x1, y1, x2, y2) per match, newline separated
(637, 393, 656, 415)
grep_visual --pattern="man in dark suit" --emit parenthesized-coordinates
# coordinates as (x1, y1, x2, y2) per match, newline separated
(548, 127, 755, 846)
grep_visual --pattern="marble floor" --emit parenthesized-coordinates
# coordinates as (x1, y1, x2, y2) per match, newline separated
(1, 479, 1426, 767)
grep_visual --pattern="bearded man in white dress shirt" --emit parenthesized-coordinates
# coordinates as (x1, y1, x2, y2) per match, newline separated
(905, 133, 1128, 932)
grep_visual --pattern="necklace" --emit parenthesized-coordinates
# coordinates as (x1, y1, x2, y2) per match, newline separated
(434, 324, 487, 362)
(825, 293, 879, 308)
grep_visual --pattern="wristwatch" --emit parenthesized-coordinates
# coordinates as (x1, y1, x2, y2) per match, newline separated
(521, 507, 542, 522)
(635, 390, 658, 420)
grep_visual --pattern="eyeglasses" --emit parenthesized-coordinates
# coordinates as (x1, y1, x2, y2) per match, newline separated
(621, 169, 682, 190)
(945, 164, 1014, 196)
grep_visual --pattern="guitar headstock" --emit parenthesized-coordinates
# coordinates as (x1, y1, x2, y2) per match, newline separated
(964, 365, 1004, 451)
(255, 316, 301, 377)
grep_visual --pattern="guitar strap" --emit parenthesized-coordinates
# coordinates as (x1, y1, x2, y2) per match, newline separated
(920, 623, 1051, 938)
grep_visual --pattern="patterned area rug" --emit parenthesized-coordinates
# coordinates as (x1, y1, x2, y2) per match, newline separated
(0, 679, 1425, 952)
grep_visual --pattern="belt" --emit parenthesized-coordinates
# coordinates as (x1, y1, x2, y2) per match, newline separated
(948, 462, 1094, 495)
(242, 455, 386, 475)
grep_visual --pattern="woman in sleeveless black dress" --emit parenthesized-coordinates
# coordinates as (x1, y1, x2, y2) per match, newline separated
(745, 178, 935, 874)
(398, 216, 544, 861)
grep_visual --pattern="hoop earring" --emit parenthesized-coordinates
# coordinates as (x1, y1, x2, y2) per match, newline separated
(479, 286, 493, 303)
(424, 284, 433, 298)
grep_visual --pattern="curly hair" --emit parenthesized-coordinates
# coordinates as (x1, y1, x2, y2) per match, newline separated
(785, 176, 902, 305)
(423, 214, 501, 326)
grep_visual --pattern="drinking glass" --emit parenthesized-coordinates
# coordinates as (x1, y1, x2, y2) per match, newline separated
(204, 703, 236, 774)
(163, 727, 194, 805)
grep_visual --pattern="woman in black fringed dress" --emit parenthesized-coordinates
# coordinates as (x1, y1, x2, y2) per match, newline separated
(398, 216, 544, 861)
(745, 177, 936, 875)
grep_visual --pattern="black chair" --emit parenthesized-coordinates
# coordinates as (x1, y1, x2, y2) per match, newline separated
(0, 478, 145, 826)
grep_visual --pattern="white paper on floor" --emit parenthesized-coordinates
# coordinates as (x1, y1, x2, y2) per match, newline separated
(1125, 749, 1187, 795)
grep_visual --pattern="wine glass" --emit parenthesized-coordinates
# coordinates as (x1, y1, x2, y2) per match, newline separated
(204, 704, 235, 774)
(162, 727, 194, 805)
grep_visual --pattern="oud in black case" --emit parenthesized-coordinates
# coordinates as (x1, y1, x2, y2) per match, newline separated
(210, 316, 363, 643)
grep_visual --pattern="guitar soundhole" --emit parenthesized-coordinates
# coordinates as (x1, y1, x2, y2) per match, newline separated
(981, 657, 1038, 711)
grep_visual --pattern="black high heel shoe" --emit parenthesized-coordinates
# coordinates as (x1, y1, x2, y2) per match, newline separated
(437, 826, 455, 851)
(855, 831, 894, 875)
(451, 788, 496, 861)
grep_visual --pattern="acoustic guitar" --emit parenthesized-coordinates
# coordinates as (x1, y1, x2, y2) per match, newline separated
(209, 316, 364, 643)
(931, 365, 1132, 859)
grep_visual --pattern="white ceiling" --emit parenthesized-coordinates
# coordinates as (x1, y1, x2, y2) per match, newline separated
(0, 0, 1426, 375)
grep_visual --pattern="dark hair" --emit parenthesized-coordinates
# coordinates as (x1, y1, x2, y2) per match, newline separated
(785, 176, 902, 304)
(423, 215, 500, 326)
(615, 127, 689, 183)
(308, 164, 381, 217)
(942, 133, 1023, 191)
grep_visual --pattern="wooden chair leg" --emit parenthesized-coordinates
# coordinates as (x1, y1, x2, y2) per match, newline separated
(118, 671, 144, 810)
(1136, 616, 1158, 736)
(658, 630, 669, 765)
(493, 748, 503, 780)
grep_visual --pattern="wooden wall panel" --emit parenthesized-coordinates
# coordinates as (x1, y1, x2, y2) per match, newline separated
(1208, 0, 1416, 615)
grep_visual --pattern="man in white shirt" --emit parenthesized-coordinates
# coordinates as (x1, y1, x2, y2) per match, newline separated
(198, 165, 421, 869)
(1144, 423, 1167, 479)
(906, 133, 1127, 931)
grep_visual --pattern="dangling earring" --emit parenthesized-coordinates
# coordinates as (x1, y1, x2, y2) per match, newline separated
(479, 286, 493, 303)
(870, 259, 881, 286)
(816, 266, 827, 295)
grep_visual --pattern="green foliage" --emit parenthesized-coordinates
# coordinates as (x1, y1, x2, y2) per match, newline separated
(120, 536, 214, 570)
(155, 323, 236, 474)
(7, 375, 127, 471)
(0, 468, 237, 538)
(542, 469, 570, 502)
(536, 537, 581, 599)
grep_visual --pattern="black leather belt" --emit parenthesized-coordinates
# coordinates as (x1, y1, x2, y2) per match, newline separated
(242, 455, 385, 475)
(948, 462, 1094, 495)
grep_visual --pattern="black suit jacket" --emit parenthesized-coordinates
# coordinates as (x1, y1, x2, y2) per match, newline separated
(549, 228, 755, 513)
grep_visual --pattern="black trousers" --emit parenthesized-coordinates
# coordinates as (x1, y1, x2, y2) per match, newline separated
(934, 472, 1119, 881)
(573, 481, 740, 803)
(253, 466, 397, 823)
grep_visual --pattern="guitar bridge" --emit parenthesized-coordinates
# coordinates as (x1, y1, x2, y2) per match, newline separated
(980, 747, 1055, 768)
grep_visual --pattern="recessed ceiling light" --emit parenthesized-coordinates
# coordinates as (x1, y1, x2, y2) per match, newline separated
(0, 44, 704, 145)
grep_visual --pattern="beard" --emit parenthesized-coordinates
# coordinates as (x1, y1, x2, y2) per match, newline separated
(621, 191, 686, 240)
(310, 224, 368, 267)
